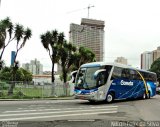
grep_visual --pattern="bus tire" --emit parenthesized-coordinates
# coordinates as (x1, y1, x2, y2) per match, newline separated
(88, 100, 96, 103)
(146, 92, 150, 99)
(142, 92, 147, 99)
(106, 93, 114, 103)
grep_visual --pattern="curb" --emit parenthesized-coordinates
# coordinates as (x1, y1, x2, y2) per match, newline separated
(0, 97, 75, 101)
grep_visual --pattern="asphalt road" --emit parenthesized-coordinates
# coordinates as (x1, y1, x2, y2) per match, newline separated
(0, 95, 160, 127)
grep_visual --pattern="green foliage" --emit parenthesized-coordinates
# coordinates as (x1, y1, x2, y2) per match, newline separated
(58, 43, 96, 83)
(0, 67, 12, 81)
(0, 17, 32, 64)
(150, 57, 160, 80)
(0, 81, 9, 90)
(0, 67, 32, 81)
(0, 17, 13, 50)
(40, 30, 65, 82)
(72, 46, 96, 71)
(58, 42, 77, 83)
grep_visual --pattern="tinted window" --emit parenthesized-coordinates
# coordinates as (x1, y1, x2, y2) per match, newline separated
(140, 71, 157, 82)
(112, 67, 122, 79)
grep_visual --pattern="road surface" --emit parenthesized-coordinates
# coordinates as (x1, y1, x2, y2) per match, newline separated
(0, 95, 160, 127)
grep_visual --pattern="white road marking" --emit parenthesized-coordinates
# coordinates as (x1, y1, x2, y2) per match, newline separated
(0, 111, 117, 121)
(1, 108, 117, 117)
(68, 119, 95, 122)
(0, 105, 118, 121)
(4, 106, 118, 113)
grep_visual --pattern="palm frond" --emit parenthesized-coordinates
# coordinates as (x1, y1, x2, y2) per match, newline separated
(14, 24, 24, 42)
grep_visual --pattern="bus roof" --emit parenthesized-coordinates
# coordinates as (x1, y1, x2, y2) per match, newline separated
(80, 62, 156, 75)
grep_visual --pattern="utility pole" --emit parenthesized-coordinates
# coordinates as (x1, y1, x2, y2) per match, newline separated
(87, 5, 94, 18)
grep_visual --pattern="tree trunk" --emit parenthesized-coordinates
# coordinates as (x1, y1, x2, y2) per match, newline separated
(8, 69, 16, 96)
(62, 66, 68, 96)
(51, 61, 56, 96)
(0, 46, 5, 60)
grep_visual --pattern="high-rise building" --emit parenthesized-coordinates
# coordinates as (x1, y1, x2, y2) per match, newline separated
(22, 59, 43, 75)
(141, 51, 153, 70)
(11, 51, 16, 66)
(69, 18, 105, 61)
(114, 57, 128, 65)
(153, 46, 160, 62)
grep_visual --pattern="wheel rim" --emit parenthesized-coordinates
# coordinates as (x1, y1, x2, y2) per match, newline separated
(143, 93, 146, 99)
(107, 94, 113, 102)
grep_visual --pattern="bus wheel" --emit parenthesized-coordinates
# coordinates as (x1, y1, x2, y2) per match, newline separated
(147, 92, 150, 99)
(88, 100, 96, 103)
(142, 92, 147, 99)
(106, 93, 114, 103)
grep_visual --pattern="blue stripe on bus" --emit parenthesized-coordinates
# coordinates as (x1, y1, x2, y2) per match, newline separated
(108, 79, 156, 99)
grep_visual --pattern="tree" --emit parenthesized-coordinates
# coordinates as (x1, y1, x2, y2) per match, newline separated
(40, 30, 65, 96)
(0, 17, 14, 60)
(0, 67, 11, 81)
(150, 57, 160, 82)
(0, 67, 32, 82)
(58, 42, 76, 83)
(14, 24, 32, 63)
(72, 46, 96, 70)
(0, 60, 5, 70)
(40, 30, 65, 83)
(8, 24, 32, 95)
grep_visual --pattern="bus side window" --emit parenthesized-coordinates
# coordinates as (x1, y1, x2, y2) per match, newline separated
(129, 70, 136, 80)
(121, 69, 130, 79)
(111, 67, 122, 80)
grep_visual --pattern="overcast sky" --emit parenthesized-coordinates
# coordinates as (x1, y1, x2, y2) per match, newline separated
(0, 0, 160, 71)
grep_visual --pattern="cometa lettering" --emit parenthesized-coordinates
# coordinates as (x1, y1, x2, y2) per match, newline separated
(120, 80, 133, 86)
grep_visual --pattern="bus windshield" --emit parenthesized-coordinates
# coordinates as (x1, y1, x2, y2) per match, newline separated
(75, 67, 100, 90)
(75, 65, 112, 90)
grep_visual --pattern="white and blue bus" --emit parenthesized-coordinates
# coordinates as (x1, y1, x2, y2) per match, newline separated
(74, 62, 157, 103)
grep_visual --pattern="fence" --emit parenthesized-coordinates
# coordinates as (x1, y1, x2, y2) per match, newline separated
(0, 81, 75, 98)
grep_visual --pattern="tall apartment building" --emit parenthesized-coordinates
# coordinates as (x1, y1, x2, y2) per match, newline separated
(141, 51, 153, 70)
(69, 18, 105, 61)
(22, 58, 43, 75)
(153, 46, 160, 61)
(114, 57, 128, 65)
(141, 46, 160, 70)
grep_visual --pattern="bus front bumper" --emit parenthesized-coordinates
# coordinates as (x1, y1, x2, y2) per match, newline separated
(74, 94, 95, 100)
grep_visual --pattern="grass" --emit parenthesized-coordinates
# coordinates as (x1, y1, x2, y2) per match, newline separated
(0, 87, 45, 99)
(0, 85, 71, 99)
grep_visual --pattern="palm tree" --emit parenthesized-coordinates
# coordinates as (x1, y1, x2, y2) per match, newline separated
(14, 25, 32, 62)
(40, 30, 65, 96)
(0, 60, 4, 70)
(8, 24, 32, 95)
(0, 17, 14, 60)
(40, 30, 65, 83)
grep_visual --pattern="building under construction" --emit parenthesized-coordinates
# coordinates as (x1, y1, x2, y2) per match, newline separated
(69, 18, 105, 61)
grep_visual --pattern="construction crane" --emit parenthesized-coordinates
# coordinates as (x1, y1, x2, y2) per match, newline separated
(67, 5, 95, 19)
(87, 5, 94, 18)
